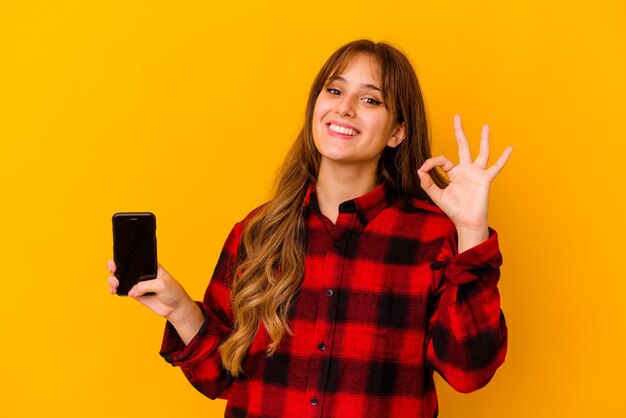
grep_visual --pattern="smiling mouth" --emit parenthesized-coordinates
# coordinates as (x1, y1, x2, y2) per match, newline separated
(328, 123, 359, 136)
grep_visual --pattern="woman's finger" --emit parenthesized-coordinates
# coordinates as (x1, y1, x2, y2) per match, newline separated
(454, 115, 472, 164)
(420, 155, 456, 173)
(486, 146, 514, 179)
(128, 278, 163, 297)
(474, 124, 490, 168)
(107, 275, 119, 287)
(107, 261, 118, 294)
(108, 276, 118, 294)
(417, 169, 444, 204)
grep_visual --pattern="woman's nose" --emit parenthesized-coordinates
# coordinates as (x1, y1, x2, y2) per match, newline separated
(335, 95, 356, 117)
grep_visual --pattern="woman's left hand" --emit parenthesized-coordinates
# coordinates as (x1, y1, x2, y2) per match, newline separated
(417, 115, 512, 248)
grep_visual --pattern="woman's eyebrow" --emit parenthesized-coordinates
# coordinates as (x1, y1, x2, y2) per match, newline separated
(332, 75, 381, 92)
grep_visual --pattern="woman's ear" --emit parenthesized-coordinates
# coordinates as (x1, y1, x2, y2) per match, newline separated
(387, 123, 406, 148)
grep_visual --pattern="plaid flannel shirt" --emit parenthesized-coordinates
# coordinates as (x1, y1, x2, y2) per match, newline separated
(161, 182, 507, 418)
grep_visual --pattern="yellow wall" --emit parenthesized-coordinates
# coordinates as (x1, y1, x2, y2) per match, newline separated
(1, 1, 624, 417)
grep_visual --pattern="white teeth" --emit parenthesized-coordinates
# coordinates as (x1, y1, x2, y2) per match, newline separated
(328, 123, 358, 136)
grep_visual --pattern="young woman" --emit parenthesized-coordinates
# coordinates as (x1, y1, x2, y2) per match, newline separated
(107, 39, 512, 418)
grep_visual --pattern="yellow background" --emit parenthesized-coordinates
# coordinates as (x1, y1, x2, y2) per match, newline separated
(1, 1, 624, 417)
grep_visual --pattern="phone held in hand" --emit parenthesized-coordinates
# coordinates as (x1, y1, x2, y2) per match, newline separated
(112, 212, 158, 296)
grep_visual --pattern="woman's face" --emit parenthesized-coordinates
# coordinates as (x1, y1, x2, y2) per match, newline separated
(312, 54, 405, 173)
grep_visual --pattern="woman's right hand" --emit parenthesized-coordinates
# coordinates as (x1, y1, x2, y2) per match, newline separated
(107, 261, 204, 343)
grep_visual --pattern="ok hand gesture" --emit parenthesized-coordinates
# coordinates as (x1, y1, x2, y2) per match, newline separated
(417, 115, 513, 252)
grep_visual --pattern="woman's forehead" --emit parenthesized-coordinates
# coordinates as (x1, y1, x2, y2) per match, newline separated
(327, 54, 383, 86)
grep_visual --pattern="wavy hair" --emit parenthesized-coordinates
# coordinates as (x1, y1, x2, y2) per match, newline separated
(218, 39, 448, 376)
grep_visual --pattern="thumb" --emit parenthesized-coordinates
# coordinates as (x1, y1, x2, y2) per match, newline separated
(417, 169, 442, 203)
(128, 278, 161, 297)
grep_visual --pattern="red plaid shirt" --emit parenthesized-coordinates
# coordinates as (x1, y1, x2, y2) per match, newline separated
(160, 183, 507, 418)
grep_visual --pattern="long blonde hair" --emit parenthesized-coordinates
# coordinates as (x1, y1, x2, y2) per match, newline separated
(218, 39, 447, 376)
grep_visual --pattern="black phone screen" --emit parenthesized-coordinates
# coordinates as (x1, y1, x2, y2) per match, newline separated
(112, 212, 157, 296)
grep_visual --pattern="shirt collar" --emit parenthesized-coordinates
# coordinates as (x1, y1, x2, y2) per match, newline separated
(303, 182, 393, 226)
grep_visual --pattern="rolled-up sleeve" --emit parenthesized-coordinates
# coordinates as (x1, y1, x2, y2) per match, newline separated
(426, 229, 508, 393)
(159, 222, 244, 400)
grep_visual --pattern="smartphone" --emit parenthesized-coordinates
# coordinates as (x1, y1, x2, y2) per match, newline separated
(112, 212, 158, 296)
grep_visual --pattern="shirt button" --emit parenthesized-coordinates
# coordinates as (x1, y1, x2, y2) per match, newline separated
(310, 397, 318, 406)
(318, 342, 326, 351)
(325, 289, 334, 297)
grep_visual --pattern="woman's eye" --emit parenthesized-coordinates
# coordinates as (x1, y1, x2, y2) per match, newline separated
(363, 97, 382, 106)
(326, 87, 341, 95)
